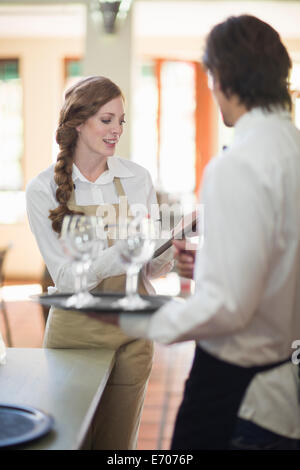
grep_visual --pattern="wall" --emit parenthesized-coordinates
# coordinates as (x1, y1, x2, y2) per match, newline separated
(0, 36, 83, 281)
(84, 6, 132, 159)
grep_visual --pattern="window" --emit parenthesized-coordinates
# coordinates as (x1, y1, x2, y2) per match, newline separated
(159, 61, 196, 194)
(133, 58, 219, 217)
(132, 61, 158, 180)
(0, 59, 25, 224)
(133, 60, 196, 195)
(64, 58, 83, 91)
(52, 58, 83, 163)
(0, 59, 23, 191)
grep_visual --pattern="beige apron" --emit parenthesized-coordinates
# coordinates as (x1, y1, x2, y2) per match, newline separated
(43, 177, 154, 450)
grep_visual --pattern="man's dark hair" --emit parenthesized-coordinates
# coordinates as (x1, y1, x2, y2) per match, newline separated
(203, 15, 292, 111)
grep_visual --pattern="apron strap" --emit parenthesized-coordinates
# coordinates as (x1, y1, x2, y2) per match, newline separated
(114, 177, 126, 197)
(114, 177, 133, 218)
(68, 187, 76, 207)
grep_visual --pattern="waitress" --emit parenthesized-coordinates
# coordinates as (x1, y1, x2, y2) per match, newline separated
(26, 76, 173, 450)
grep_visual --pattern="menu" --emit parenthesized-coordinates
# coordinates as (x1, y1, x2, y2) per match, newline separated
(153, 212, 198, 258)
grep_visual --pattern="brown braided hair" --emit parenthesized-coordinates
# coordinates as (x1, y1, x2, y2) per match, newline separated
(49, 76, 123, 234)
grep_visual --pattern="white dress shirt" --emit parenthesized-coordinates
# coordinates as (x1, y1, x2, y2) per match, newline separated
(26, 156, 173, 294)
(120, 108, 300, 438)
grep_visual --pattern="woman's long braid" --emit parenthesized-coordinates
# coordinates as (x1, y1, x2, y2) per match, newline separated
(48, 124, 83, 234)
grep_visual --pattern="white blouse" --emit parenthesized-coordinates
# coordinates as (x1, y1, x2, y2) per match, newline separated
(26, 156, 174, 294)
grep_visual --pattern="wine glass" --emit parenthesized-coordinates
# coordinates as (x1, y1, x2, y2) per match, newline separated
(112, 216, 156, 310)
(60, 215, 106, 309)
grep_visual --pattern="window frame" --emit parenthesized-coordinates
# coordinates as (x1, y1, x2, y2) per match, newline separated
(0, 57, 24, 192)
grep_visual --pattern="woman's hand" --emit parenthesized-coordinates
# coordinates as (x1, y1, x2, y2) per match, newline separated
(173, 239, 196, 279)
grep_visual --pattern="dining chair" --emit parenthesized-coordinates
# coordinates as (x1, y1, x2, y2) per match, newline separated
(0, 245, 13, 347)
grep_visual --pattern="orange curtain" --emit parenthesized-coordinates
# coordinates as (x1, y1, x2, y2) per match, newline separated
(194, 62, 217, 195)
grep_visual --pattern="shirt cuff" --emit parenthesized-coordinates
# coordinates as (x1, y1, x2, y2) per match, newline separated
(119, 313, 153, 339)
(119, 298, 186, 343)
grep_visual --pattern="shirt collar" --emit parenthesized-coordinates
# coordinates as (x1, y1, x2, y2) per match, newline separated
(72, 156, 134, 185)
(234, 106, 291, 137)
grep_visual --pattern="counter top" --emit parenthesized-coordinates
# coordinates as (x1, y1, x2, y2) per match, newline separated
(0, 347, 115, 450)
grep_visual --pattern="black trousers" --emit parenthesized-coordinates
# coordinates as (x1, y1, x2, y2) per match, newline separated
(171, 345, 291, 450)
(230, 418, 299, 450)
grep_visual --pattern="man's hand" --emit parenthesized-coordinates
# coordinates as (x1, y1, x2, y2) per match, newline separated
(173, 239, 196, 279)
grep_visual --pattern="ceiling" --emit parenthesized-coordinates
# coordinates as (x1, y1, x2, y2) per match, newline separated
(0, 1, 299, 40)
(134, 1, 300, 38)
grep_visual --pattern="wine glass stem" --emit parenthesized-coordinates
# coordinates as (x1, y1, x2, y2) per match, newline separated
(74, 260, 90, 294)
(74, 262, 83, 293)
(81, 261, 89, 293)
(125, 266, 140, 299)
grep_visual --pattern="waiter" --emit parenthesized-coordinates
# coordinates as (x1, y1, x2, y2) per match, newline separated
(103, 14, 300, 449)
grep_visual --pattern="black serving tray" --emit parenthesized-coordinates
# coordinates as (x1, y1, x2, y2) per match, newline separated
(0, 403, 54, 448)
(33, 292, 182, 314)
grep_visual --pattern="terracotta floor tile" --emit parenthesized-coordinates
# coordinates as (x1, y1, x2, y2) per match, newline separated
(145, 386, 166, 397)
(137, 439, 158, 450)
(168, 390, 184, 399)
(140, 407, 164, 423)
(145, 381, 167, 392)
(161, 422, 175, 439)
(1, 301, 44, 348)
(160, 438, 172, 450)
(165, 407, 179, 423)
(138, 422, 161, 440)
(164, 396, 183, 409)
(143, 395, 166, 407)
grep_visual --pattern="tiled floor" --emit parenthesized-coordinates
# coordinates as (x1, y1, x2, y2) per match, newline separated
(138, 341, 194, 450)
(0, 280, 195, 450)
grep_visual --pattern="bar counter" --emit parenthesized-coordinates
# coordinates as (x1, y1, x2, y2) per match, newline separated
(0, 347, 116, 449)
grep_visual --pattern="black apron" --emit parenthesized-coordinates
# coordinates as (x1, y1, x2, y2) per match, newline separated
(171, 344, 290, 450)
